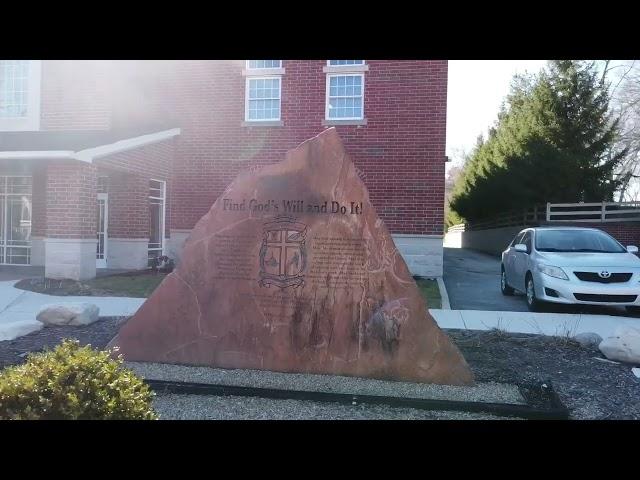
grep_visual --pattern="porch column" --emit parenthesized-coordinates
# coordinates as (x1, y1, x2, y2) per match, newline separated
(30, 165, 47, 266)
(44, 162, 98, 280)
(103, 171, 150, 270)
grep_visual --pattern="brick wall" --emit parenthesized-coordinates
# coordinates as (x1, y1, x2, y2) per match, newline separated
(99, 172, 149, 238)
(45, 163, 97, 238)
(41, 61, 112, 131)
(37, 60, 448, 237)
(103, 60, 447, 236)
(30, 165, 47, 237)
(95, 139, 174, 239)
(95, 139, 174, 178)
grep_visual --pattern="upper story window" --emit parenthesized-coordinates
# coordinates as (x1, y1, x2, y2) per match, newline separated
(328, 60, 364, 67)
(243, 61, 284, 125)
(324, 61, 368, 123)
(245, 77, 281, 121)
(326, 74, 363, 120)
(0, 61, 29, 118)
(0, 60, 41, 131)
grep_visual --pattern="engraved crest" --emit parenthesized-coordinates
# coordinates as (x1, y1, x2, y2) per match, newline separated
(259, 215, 307, 288)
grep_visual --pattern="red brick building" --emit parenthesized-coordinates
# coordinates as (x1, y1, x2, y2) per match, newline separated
(0, 60, 447, 279)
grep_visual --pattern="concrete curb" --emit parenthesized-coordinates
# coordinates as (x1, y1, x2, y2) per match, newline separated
(436, 277, 451, 310)
(429, 308, 640, 339)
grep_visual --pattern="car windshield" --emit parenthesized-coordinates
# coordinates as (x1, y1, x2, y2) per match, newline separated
(535, 229, 626, 253)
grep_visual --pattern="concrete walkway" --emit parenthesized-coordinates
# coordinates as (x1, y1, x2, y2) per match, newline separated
(0, 280, 145, 341)
(430, 308, 640, 339)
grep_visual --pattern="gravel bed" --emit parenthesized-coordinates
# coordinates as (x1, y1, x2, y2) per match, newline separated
(1, 318, 638, 419)
(152, 393, 510, 420)
(127, 362, 525, 405)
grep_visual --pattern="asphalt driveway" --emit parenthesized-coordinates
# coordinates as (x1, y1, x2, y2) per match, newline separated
(443, 248, 528, 311)
(442, 247, 637, 317)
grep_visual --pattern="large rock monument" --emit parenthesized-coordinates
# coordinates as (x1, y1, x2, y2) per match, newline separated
(109, 128, 474, 385)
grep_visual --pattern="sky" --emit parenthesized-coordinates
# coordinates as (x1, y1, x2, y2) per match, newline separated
(446, 60, 548, 168)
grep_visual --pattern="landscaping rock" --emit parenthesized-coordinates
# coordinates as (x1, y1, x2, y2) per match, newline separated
(109, 128, 474, 386)
(599, 326, 640, 365)
(36, 303, 100, 326)
(0, 320, 44, 342)
(574, 332, 603, 349)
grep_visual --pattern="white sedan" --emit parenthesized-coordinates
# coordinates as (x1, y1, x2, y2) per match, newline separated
(501, 227, 640, 312)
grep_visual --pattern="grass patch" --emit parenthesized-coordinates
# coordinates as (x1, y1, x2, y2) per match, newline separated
(85, 274, 166, 298)
(415, 278, 441, 309)
(15, 272, 167, 298)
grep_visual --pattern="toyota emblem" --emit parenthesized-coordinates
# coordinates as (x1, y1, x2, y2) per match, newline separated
(599, 270, 611, 279)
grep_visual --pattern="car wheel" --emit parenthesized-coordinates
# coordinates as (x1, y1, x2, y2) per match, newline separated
(501, 266, 514, 296)
(525, 273, 542, 312)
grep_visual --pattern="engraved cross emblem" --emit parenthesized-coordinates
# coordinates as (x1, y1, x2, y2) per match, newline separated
(265, 230, 302, 276)
(259, 216, 307, 289)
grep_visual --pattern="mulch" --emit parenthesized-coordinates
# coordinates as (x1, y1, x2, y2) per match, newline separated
(449, 329, 640, 420)
(0, 319, 638, 419)
(0, 317, 127, 368)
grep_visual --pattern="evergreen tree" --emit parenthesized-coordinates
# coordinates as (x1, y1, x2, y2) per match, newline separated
(450, 60, 628, 222)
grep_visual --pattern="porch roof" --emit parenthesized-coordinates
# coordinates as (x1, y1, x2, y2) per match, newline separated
(0, 126, 181, 162)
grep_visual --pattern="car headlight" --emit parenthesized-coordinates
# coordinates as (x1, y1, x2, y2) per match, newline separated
(538, 264, 569, 280)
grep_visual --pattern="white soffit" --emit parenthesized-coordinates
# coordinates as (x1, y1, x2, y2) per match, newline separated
(0, 128, 181, 163)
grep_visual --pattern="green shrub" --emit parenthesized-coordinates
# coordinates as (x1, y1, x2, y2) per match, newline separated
(0, 339, 157, 420)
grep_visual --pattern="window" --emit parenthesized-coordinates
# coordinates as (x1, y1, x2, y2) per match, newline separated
(0, 60, 41, 131)
(244, 61, 284, 124)
(0, 61, 29, 118)
(247, 60, 282, 69)
(96, 176, 109, 268)
(326, 74, 363, 120)
(328, 60, 364, 66)
(324, 61, 367, 123)
(245, 77, 281, 121)
(535, 229, 626, 253)
(0, 176, 32, 265)
(521, 232, 532, 253)
(148, 179, 166, 266)
(511, 231, 525, 246)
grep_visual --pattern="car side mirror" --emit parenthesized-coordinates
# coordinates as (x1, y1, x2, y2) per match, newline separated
(627, 245, 639, 253)
(514, 243, 528, 253)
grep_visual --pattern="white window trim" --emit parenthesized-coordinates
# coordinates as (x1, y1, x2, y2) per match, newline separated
(96, 192, 108, 268)
(148, 179, 166, 259)
(244, 76, 282, 123)
(0, 60, 42, 132)
(325, 73, 365, 122)
(243, 60, 285, 76)
(324, 60, 369, 74)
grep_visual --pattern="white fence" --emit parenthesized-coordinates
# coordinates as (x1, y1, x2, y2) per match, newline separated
(457, 201, 640, 232)
(546, 201, 640, 222)
(445, 201, 640, 256)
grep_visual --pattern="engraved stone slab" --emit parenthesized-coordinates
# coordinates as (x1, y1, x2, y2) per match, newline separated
(109, 128, 474, 385)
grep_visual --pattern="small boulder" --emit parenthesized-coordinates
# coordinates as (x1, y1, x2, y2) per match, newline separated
(574, 332, 603, 349)
(598, 326, 640, 364)
(36, 303, 100, 326)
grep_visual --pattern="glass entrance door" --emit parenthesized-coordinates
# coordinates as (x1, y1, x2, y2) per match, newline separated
(0, 176, 32, 265)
